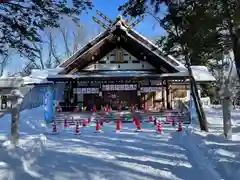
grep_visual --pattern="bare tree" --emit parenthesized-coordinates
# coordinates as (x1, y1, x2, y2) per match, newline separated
(47, 31, 61, 67)
(20, 62, 39, 76)
(22, 42, 44, 76)
(0, 51, 12, 76)
(59, 27, 71, 57)
(45, 41, 53, 68)
(72, 23, 83, 54)
(63, 18, 89, 55)
(32, 42, 45, 70)
(21, 19, 93, 74)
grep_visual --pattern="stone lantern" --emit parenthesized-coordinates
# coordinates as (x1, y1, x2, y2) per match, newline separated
(0, 77, 24, 144)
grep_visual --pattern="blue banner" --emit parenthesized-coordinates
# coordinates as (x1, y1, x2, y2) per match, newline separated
(44, 87, 54, 122)
(190, 89, 198, 123)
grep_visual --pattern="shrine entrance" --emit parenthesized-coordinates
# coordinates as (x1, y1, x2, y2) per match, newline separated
(59, 78, 167, 112)
(103, 91, 138, 110)
(82, 90, 139, 111)
(83, 94, 102, 111)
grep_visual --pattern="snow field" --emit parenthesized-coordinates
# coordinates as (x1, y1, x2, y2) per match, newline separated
(0, 106, 238, 180)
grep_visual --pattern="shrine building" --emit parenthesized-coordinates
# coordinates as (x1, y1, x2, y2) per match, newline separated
(46, 16, 215, 111)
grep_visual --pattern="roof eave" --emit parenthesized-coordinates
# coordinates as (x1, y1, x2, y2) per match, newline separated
(59, 30, 111, 68)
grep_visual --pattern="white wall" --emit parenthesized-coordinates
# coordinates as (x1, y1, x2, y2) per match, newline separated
(20, 85, 49, 110)
(20, 83, 65, 111)
(83, 48, 155, 71)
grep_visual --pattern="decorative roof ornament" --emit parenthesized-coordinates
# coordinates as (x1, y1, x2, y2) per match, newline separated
(96, 10, 113, 24)
(92, 10, 144, 31)
(92, 10, 113, 29)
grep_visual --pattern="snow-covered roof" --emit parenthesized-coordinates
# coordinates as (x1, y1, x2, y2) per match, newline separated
(0, 77, 24, 88)
(47, 71, 163, 80)
(22, 76, 50, 85)
(46, 66, 215, 82)
(127, 29, 186, 68)
(160, 66, 216, 82)
(56, 15, 216, 83)
(191, 66, 216, 81)
(167, 55, 186, 70)
(24, 17, 215, 83)
(121, 27, 179, 72)
(58, 16, 183, 73)
(22, 67, 64, 85)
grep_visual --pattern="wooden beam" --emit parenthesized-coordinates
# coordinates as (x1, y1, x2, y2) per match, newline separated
(68, 35, 116, 74)
(166, 80, 171, 109)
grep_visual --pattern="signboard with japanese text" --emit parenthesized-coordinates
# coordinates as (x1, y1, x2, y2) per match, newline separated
(73, 88, 99, 94)
(140, 87, 162, 93)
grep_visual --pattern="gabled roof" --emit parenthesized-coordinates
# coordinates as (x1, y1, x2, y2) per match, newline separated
(58, 17, 185, 74)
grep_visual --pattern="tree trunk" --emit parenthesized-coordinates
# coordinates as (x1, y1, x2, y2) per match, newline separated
(221, 0, 240, 81)
(186, 56, 208, 131)
(222, 84, 232, 139)
(232, 36, 240, 81)
(60, 27, 71, 57)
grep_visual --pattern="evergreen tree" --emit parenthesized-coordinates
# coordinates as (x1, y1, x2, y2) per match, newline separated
(119, 0, 240, 131)
(0, 0, 92, 59)
(119, 0, 240, 80)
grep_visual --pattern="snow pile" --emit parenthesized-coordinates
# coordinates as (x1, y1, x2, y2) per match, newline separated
(0, 133, 47, 180)
(187, 107, 240, 180)
(178, 129, 222, 180)
(204, 106, 240, 127)
(0, 106, 48, 180)
(0, 106, 47, 137)
(0, 106, 47, 155)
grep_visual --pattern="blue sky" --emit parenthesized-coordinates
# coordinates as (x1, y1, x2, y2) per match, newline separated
(6, 0, 167, 73)
(81, 0, 167, 38)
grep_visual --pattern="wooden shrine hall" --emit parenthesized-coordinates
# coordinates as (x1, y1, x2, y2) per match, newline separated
(47, 14, 215, 111)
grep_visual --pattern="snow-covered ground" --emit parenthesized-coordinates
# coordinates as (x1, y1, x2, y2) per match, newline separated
(0, 106, 239, 180)
(187, 106, 240, 180)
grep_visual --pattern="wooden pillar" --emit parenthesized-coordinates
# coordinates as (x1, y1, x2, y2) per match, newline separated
(166, 80, 171, 109)
(137, 83, 141, 109)
(161, 80, 165, 109)
(144, 94, 147, 109)
(153, 92, 156, 108)
(74, 81, 78, 107)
